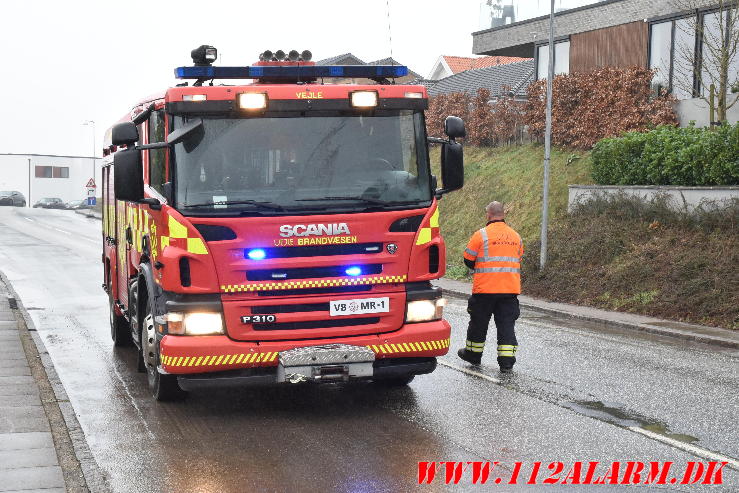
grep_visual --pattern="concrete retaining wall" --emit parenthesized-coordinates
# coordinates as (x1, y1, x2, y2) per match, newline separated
(568, 185, 739, 212)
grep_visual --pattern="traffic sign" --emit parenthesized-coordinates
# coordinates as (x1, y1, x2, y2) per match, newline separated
(85, 178, 96, 188)
(87, 197, 96, 206)
(87, 188, 96, 197)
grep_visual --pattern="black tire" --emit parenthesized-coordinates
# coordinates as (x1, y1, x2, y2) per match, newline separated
(141, 299, 186, 401)
(373, 374, 415, 386)
(109, 291, 132, 347)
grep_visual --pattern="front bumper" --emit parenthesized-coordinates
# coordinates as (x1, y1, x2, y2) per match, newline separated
(176, 357, 437, 390)
(159, 319, 450, 375)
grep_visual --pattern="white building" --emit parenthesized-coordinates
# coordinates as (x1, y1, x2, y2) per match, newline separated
(0, 153, 102, 205)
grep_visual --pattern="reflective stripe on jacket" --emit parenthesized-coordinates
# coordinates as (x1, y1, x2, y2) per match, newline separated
(463, 221, 523, 294)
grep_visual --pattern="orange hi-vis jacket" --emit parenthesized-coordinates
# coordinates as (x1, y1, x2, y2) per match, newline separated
(463, 221, 523, 294)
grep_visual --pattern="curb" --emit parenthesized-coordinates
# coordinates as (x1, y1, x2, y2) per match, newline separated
(436, 281, 739, 349)
(73, 209, 102, 220)
(0, 270, 111, 492)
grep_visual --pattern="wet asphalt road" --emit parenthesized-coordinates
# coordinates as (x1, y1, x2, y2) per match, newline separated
(0, 207, 737, 492)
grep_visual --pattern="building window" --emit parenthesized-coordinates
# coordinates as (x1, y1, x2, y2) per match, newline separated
(698, 10, 739, 97)
(650, 10, 737, 100)
(536, 40, 570, 80)
(649, 18, 695, 98)
(35, 166, 69, 178)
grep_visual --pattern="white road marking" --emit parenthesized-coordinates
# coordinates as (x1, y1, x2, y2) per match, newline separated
(18, 214, 98, 244)
(629, 426, 739, 470)
(438, 360, 501, 383)
(442, 358, 739, 469)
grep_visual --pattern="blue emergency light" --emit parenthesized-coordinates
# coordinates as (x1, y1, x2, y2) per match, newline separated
(174, 64, 408, 80)
(345, 266, 363, 277)
(247, 248, 267, 260)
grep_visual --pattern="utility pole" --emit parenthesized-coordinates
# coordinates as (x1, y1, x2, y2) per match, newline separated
(83, 120, 96, 183)
(27, 158, 31, 207)
(540, 0, 555, 269)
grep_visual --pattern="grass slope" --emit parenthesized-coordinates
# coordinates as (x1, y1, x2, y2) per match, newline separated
(432, 144, 592, 277)
(522, 198, 739, 329)
(433, 144, 738, 328)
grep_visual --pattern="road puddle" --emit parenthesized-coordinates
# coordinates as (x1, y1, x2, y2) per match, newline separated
(563, 400, 699, 444)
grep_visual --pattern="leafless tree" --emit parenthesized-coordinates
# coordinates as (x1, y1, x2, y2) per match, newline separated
(672, 0, 739, 123)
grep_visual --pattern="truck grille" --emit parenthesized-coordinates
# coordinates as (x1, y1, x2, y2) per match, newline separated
(256, 285, 373, 297)
(252, 302, 329, 314)
(253, 317, 380, 331)
(245, 242, 383, 259)
(247, 264, 382, 281)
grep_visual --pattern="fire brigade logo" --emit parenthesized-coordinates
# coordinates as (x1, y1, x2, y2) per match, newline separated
(386, 243, 398, 254)
(348, 301, 358, 312)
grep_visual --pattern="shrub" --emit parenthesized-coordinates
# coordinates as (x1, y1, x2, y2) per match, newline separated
(524, 66, 678, 149)
(426, 89, 525, 146)
(592, 124, 739, 186)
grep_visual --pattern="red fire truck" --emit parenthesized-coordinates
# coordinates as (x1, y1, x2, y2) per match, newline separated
(102, 46, 465, 400)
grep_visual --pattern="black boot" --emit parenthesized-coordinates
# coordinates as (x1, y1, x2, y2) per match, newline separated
(497, 356, 515, 373)
(458, 348, 482, 365)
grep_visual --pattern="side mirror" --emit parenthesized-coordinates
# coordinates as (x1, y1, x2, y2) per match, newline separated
(111, 122, 139, 147)
(114, 149, 144, 202)
(439, 142, 464, 193)
(444, 116, 466, 140)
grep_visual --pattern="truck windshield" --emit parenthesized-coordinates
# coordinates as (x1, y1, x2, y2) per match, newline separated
(173, 111, 431, 213)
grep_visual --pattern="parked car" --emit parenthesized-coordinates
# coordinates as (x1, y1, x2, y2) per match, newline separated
(33, 197, 66, 209)
(0, 191, 26, 207)
(66, 199, 90, 210)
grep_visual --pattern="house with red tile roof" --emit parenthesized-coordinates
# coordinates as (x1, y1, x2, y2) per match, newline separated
(427, 55, 531, 80)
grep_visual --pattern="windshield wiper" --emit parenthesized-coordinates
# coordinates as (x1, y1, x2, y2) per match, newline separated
(297, 196, 388, 205)
(182, 200, 285, 211)
(297, 196, 422, 207)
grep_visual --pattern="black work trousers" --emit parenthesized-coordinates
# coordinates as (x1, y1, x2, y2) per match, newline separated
(466, 293, 520, 364)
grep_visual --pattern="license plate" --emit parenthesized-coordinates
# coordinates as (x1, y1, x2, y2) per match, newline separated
(329, 297, 389, 316)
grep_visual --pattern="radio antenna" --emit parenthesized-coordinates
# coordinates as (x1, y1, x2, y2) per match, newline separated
(385, 0, 394, 65)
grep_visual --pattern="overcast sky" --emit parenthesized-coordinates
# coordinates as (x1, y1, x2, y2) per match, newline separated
(1, 0, 593, 157)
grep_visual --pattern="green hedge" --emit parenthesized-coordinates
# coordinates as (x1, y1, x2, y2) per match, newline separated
(591, 124, 739, 186)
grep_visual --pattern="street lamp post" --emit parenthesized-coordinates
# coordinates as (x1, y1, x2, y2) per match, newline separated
(82, 120, 96, 183)
(540, 0, 555, 269)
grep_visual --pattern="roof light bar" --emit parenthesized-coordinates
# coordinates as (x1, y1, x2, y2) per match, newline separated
(174, 64, 408, 80)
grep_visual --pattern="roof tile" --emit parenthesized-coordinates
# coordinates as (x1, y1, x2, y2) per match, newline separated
(428, 60, 535, 98)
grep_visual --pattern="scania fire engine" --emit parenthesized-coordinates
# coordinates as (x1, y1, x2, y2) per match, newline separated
(102, 46, 465, 400)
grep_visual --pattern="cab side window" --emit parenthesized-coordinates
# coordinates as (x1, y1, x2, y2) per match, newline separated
(149, 109, 167, 196)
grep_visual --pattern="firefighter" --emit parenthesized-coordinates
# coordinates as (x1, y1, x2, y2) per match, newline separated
(457, 201, 523, 372)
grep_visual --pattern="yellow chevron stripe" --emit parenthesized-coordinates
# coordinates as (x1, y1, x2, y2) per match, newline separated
(235, 354, 244, 364)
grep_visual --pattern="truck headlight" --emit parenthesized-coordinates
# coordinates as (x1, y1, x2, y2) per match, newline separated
(405, 298, 446, 323)
(164, 312, 224, 336)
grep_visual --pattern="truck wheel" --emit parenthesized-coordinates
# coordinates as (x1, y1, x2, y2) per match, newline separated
(373, 374, 415, 386)
(109, 292, 132, 347)
(141, 305, 186, 401)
